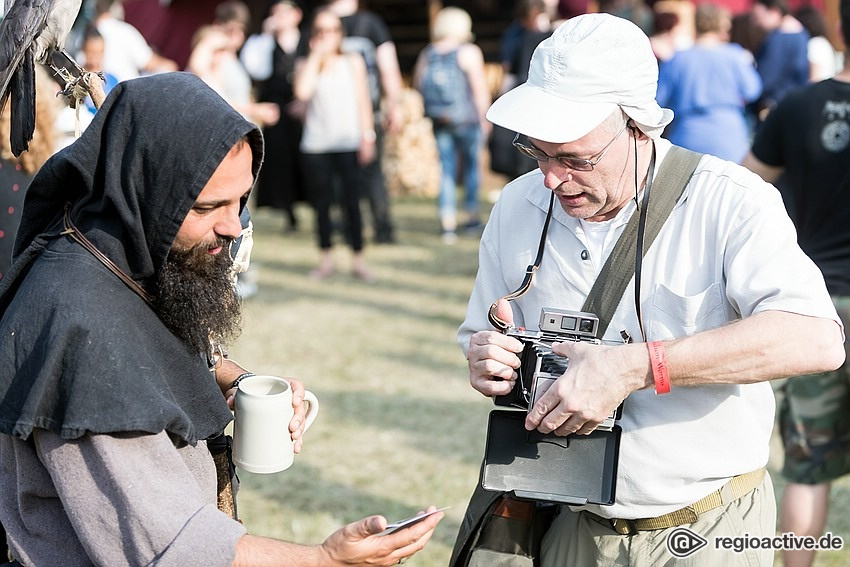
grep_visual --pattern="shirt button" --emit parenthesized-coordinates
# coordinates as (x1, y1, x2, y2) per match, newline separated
(581, 250, 589, 260)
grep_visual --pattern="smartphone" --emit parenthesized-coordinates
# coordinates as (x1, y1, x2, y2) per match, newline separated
(379, 506, 450, 536)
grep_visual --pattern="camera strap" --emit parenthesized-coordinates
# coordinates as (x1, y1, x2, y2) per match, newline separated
(586, 145, 702, 339)
(488, 144, 703, 339)
(488, 191, 557, 331)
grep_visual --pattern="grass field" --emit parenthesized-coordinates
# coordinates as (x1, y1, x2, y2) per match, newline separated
(230, 195, 850, 566)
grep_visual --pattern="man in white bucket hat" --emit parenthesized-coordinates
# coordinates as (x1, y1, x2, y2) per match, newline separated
(454, 13, 844, 566)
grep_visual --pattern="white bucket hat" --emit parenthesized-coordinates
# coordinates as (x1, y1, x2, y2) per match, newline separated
(487, 13, 674, 143)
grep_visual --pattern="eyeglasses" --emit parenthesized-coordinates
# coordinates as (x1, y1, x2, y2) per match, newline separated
(512, 122, 629, 172)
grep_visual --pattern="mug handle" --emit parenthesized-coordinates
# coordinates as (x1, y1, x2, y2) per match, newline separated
(302, 390, 320, 432)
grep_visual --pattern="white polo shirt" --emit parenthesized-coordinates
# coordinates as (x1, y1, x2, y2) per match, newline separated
(458, 138, 841, 519)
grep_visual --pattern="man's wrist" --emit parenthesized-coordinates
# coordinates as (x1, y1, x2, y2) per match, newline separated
(315, 542, 338, 566)
(614, 342, 655, 394)
(647, 341, 671, 394)
(229, 372, 256, 391)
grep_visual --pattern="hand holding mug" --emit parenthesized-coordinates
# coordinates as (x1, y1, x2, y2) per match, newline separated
(232, 375, 319, 473)
(226, 375, 308, 453)
(285, 377, 309, 453)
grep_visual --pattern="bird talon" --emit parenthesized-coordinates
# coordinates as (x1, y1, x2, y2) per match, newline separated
(0, 0, 85, 154)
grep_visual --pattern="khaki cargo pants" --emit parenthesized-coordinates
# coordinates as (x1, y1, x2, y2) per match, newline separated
(541, 474, 775, 566)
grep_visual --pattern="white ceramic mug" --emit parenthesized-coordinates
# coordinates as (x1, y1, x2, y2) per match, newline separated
(232, 375, 319, 474)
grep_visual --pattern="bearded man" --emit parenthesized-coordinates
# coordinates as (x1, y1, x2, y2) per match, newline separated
(0, 72, 440, 566)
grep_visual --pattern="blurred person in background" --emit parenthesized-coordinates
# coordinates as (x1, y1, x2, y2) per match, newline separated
(326, 0, 403, 245)
(742, 2, 850, 565)
(188, 1, 281, 300)
(79, 25, 119, 115)
(650, 0, 697, 62)
(498, 0, 537, 88)
(294, 8, 375, 282)
(490, 0, 553, 181)
(657, 2, 762, 162)
(92, 0, 178, 82)
(558, 0, 589, 21)
(414, 7, 491, 244)
(795, 4, 840, 81)
(499, 0, 551, 90)
(598, 0, 654, 34)
(188, 1, 281, 129)
(749, 0, 810, 123)
(241, 0, 308, 233)
(650, 8, 682, 63)
(731, 9, 767, 55)
(0, 69, 57, 280)
(506, 0, 555, 97)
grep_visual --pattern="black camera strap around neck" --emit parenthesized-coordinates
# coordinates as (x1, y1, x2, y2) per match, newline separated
(488, 144, 703, 340)
(487, 191, 557, 331)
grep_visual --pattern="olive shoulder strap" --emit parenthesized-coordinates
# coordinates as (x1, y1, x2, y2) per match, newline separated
(583, 146, 704, 339)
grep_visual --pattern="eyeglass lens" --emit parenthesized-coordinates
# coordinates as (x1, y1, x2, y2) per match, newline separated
(512, 122, 628, 172)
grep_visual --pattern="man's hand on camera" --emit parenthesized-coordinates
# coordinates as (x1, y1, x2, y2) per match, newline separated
(467, 330, 524, 396)
(467, 298, 524, 397)
(525, 341, 639, 436)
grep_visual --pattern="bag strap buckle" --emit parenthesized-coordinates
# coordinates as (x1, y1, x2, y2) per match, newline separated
(610, 518, 637, 535)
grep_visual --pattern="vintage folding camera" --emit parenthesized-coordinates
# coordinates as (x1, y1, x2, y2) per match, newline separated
(494, 307, 622, 431)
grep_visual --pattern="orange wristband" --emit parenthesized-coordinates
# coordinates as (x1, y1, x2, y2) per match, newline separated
(647, 341, 671, 395)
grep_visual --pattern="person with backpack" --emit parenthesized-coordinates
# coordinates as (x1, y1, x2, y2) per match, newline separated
(414, 7, 491, 244)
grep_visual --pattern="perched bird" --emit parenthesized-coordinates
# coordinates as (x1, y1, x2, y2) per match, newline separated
(0, 0, 87, 156)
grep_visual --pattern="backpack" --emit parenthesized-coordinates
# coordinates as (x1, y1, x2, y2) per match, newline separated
(342, 35, 381, 111)
(341, 13, 383, 112)
(419, 47, 478, 127)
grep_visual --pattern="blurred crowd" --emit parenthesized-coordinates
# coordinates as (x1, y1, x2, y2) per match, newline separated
(2, 0, 843, 279)
(493, 0, 841, 166)
(0, 0, 843, 275)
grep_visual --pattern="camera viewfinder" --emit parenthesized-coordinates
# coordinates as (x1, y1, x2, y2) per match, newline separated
(560, 316, 577, 331)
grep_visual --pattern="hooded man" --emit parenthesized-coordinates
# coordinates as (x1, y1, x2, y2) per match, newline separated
(453, 14, 843, 566)
(0, 72, 440, 565)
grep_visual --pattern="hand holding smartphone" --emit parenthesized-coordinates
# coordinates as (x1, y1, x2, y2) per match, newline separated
(379, 506, 450, 536)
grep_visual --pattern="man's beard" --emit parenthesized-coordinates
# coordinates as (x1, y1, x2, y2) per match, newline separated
(152, 237, 242, 356)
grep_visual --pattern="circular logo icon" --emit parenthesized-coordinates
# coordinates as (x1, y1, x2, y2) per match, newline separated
(821, 121, 850, 153)
(666, 527, 708, 558)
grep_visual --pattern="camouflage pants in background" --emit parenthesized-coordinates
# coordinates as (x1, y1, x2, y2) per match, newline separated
(778, 296, 850, 485)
